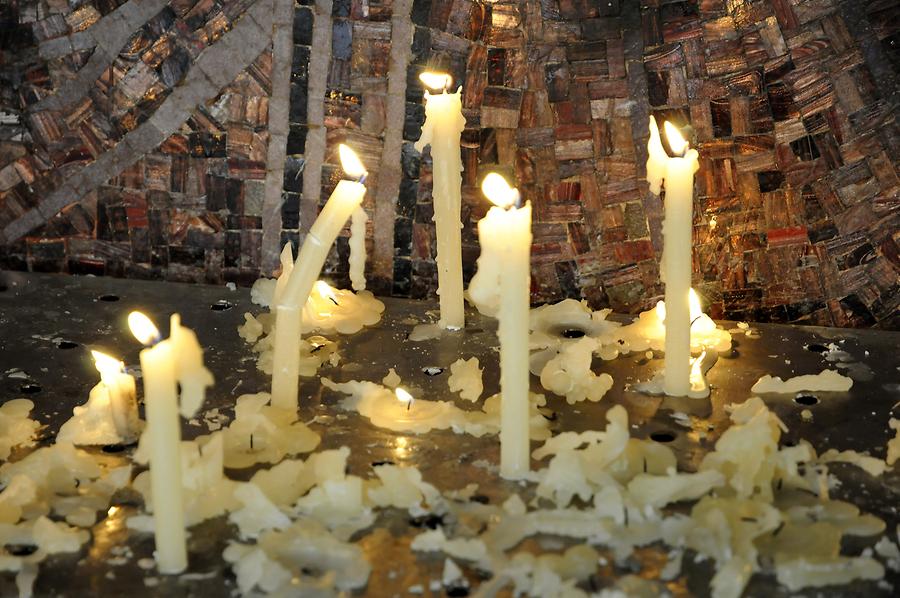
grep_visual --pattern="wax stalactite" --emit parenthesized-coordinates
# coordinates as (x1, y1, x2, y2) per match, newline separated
(415, 72, 465, 331)
(472, 173, 533, 479)
(57, 350, 142, 446)
(128, 311, 213, 575)
(646, 116, 700, 397)
(271, 144, 368, 412)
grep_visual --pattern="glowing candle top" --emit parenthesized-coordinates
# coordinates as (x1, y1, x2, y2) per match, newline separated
(338, 144, 367, 179)
(419, 71, 453, 92)
(128, 311, 160, 346)
(92, 350, 125, 376)
(663, 120, 689, 156)
(481, 173, 520, 209)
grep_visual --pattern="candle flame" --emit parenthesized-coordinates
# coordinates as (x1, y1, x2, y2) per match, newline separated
(689, 288, 703, 321)
(91, 350, 124, 376)
(128, 311, 160, 346)
(481, 172, 519, 209)
(338, 144, 367, 179)
(656, 288, 704, 322)
(312, 280, 338, 304)
(395, 387, 413, 404)
(419, 71, 453, 91)
(664, 121, 689, 155)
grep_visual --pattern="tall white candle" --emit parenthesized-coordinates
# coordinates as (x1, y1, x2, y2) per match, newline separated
(128, 311, 213, 574)
(473, 173, 532, 479)
(271, 145, 368, 410)
(415, 72, 466, 330)
(128, 312, 186, 574)
(349, 205, 368, 291)
(646, 116, 699, 396)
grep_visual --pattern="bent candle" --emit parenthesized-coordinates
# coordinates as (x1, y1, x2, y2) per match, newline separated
(271, 145, 368, 411)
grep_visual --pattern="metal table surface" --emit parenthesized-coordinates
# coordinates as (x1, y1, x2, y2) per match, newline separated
(0, 271, 898, 597)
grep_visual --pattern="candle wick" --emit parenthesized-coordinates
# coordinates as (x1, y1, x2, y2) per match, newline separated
(250, 434, 254, 450)
(358, 173, 367, 185)
(691, 315, 703, 326)
(407, 398, 413, 411)
(329, 297, 340, 306)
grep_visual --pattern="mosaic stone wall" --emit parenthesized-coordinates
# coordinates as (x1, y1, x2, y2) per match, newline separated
(0, 0, 897, 329)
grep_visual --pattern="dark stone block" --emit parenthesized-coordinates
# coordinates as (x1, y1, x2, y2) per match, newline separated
(283, 157, 304, 193)
(786, 300, 826, 321)
(159, 47, 190, 87)
(767, 82, 796, 121)
(293, 6, 314, 46)
(289, 83, 308, 123)
(646, 71, 669, 107)
(545, 63, 570, 103)
(411, 26, 431, 63)
(332, 0, 351, 17)
(146, 6, 176, 37)
(404, 103, 426, 141)
(292, 46, 311, 84)
(332, 19, 352, 60)
(279, 231, 300, 256)
(169, 245, 205, 266)
(205, 175, 242, 212)
(287, 125, 308, 155)
(757, 171, 784, 192)
(282, 192, 301, 229)
(392, 257, 412, 297)
(398, 180, 418, 218)
(67, 259, 106, 276)
(411, 0, 431, 26)
(401, 142, 421, 179)
(188, 133, 227, 158)
(487, 48, 507, 86)
(710, 98, 732, 137)
(790, 136, 820, 161)
(556, 260, 581, 300)
(415, 202, 434, 224)
(131, 227, 150, 263)
(839, 293, 877, 326)
(224, 231, 241, 268)
(808, 222, 838, 243)
(394, 217, 413, 256)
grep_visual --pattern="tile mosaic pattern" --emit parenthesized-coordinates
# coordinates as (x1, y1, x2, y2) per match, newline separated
(0, 0, 897, 329)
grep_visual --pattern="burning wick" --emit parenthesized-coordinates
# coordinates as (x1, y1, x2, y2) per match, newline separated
(127, 311, 161, 346)
(419, 71, 453, 94)
(339, 143, 367, 184)
(395, 387, 414, 411)
(313, 280, 340, 307)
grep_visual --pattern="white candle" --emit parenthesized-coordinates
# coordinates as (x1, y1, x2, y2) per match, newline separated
(415, 72, 466, 330)
(128, 311, 213, 574)
(349, 206, 368, 291)
(271, 145, 368, 411)
(128, 312, 186, 574)
(473, 173, 532, 479)
(646, 116, 699, 396)
(57, 351, 141, 447)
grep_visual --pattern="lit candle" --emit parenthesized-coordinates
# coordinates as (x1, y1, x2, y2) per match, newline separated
(57, 350, 141, 446)
(349, 206, 368, 291)
(271, 145, 368, 411)
(128, 311, 213, 574)
(471, 173, 532, 479)
(646, 116, 699, 396)
(415, 72, 466, 330)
